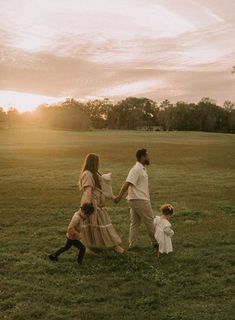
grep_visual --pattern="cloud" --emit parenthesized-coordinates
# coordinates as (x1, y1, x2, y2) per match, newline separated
(98, 79, 166, 97)
(0, 0, 235, 110)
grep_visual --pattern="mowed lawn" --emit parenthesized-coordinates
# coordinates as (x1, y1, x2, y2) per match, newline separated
(0, 127, 234, 320)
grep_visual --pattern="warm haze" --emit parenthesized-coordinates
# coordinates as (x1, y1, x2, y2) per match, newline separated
(0, 0, 235, 112)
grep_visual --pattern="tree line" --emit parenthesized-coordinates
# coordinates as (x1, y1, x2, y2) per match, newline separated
(0, 97, 235, 133)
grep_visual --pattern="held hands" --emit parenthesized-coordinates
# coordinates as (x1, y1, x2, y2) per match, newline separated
(112, 182, 129, 204)
(112, 194, 122, 204)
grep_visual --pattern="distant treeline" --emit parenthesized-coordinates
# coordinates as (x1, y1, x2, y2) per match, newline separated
(1, 97, 235, 133)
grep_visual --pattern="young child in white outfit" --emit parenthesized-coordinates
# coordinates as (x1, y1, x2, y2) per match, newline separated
(153, 204, 174, 257)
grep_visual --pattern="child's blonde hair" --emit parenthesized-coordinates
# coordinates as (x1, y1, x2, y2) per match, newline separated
(160, 204, 174, 215)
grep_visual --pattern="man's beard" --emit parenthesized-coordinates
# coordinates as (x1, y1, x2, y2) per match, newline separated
(145, 160, 150, 166)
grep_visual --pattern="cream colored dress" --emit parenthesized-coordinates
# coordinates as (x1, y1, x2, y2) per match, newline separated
(80, 170, 122, 248)
(154, 215, 174, 254)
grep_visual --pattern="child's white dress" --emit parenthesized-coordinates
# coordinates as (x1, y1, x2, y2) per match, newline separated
(154, 216, 174, 254)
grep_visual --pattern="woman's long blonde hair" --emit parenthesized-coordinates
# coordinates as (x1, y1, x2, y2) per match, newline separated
(80, 153, 101, 189)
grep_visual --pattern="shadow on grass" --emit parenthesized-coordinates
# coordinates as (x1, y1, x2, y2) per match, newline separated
(218, 204, 235, 215)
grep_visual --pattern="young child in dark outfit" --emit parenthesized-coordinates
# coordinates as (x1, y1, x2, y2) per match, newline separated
(48, 203, 94, 264)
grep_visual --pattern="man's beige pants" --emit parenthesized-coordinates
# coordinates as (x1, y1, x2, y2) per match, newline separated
(128, 199, 156, 248)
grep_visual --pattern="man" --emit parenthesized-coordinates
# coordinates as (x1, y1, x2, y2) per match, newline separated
(114, 149, 157, 249)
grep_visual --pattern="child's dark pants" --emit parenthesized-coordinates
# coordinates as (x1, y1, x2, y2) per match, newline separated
(54, 238, 85, 263)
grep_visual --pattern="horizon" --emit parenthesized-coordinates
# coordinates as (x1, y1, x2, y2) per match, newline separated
(1, 0, 235, 112)
(0, 92, 232, 115)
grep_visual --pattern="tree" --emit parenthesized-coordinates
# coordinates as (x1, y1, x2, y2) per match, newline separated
(82, 99, 113, 129)
(228, 110, 235, 133)
(0, 107, 7, 123)
(139, 98, 156, 130)
(156, 100, 174, 130)
(223, 100, 235, 111)
(34, 99, 90, 130)
(108, 97, 156, 130)
(108, 98, 142, 129)
(169, 102, 197, 131)
(6, 108, 20, 127)
(1, 96, 234, 133)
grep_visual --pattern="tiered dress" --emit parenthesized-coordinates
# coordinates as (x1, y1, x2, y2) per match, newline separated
(80, 170, 122, 248)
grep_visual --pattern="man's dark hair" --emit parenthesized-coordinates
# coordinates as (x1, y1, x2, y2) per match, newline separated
(136, 149, 147, 161)
(81, 203, 95, 215)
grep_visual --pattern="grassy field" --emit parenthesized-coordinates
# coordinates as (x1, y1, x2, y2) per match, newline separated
(0, 127, 235, 320)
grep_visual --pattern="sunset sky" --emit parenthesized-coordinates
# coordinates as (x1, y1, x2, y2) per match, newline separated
(0, 0, 235, 112)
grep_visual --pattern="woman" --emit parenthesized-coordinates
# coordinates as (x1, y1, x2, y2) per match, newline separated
(79, 153, 124, 253)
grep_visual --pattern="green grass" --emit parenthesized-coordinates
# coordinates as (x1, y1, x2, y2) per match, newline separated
(0, 127, 235, 320)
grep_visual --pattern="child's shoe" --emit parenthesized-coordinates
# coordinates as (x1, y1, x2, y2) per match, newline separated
(153, 243, 159, 249)
(48, 254, 58, 261)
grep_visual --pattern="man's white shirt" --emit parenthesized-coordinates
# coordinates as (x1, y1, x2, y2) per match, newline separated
(126, 162, 150, 201)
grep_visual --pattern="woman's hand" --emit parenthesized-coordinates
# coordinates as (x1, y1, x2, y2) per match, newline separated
(113, 194, 122, 204)
(113, 182, 131, 203)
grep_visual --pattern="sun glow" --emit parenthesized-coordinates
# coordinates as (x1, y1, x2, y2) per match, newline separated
(0, 91, 63, 113)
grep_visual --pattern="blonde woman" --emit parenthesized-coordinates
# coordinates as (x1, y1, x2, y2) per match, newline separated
(79, 153, 124, 254)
